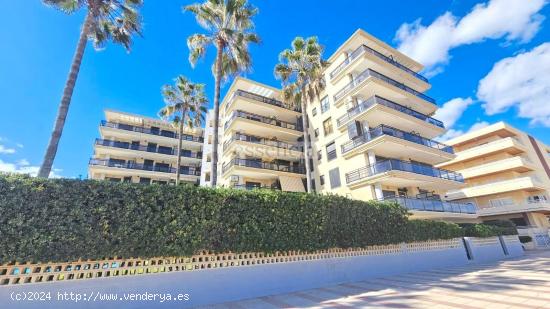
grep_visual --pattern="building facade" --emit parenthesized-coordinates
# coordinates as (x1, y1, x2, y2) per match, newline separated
(439, 122, 550, 245)
(89, 110, 203, 185)
(303, 29, 475, 221)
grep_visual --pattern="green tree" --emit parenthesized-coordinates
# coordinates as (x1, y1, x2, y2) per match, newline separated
(159, 76, 208, 185)
(38, 0, 143, 178)
(184, 0, 260, 187)
(274, 37, 328, 192)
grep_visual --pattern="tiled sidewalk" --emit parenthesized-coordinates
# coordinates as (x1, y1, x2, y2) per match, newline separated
(198, 251, 550, 308)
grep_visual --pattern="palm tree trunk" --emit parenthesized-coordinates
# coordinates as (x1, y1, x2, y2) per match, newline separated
(175, 111, 185, 186)
(37, 10, 94, 178)
(211, 39, 224, 187)
(300, 87, 312, 193)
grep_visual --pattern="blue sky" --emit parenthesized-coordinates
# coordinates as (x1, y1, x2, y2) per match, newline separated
(0, 0, 549, 178)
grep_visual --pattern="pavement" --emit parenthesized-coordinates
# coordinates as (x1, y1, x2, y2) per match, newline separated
(197, 250, 550, 309)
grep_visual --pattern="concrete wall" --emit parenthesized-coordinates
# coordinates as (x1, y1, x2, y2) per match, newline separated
(501, 235, 524, 258)
(0, 238, 523, 309)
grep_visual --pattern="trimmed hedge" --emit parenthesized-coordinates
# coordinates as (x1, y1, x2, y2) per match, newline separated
(460, 220, 518, 238)
(0, 174, 505, 263)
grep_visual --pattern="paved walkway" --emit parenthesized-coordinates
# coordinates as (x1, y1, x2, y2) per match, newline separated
(198, 251, 550, 309)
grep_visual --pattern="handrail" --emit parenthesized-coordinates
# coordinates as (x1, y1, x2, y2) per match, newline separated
(95, 139, 202, 159)
(336, 95, 444, 128)
(340, 125, 453, 154)
(222, 158, 305, 174)
(329, 44, 428, 82)
(383, 196, 476, 214)
(224, 110, 301, 131)
(226, 89, 301, 113)
(223, 133, 303, 152)
(100, 121, 203, 143)
(89, 159, 201, 176)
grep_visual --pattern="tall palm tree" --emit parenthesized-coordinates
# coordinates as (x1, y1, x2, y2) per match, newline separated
(184, 0, 260, 187)
(159, 76, 208, 185)
(38, 0, 143, 178)
(274, 37, 328, 193)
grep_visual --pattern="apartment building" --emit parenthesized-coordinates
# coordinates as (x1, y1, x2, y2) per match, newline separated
(439, 122, 550, 246)
(89, 110, 203, 185)
(216, 77, 306, 191)
(304, 29, 475, 221)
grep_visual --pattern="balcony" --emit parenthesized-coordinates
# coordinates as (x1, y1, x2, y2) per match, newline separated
(223, 133, 303, 152)
(478, 199, 550, 216)
(223, 133, 303, 161)
(100, 121, 203, 143)
(89, 159, 201, 176)
(341, 125, 453, 156)
(224, 110, 303, 139)
(225, 89, 301, 113)
(384, 196, 476, 214)
(329, 44, 428, 83)
(333, 68, 435, 105)
(336, 95, 444, 129)
(346, 159, 464, 188)
(222, 158, 305, 175)
(446, 176, 546, 200)
(439, 137, 526, 168)
(95, 139, 202, 159)
(457, 156, 536, 180)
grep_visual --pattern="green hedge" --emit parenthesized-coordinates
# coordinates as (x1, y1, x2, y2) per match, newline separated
(0, 174, 505, 263)
(460, 220, 518, 238)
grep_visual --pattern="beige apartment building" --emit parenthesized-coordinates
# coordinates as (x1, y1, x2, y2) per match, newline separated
(216, 77, 306, 191)
(89, 110, 203, 185)
(439, 122, 550, 246)
(303, 29, 475, 221)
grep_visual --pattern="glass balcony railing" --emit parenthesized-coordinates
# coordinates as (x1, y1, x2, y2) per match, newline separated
(95, 139, 202, 159)
(100, 121, 204, 143)
(231, 184, 280, 191)
(222, 158, 306, 175)
(223, 133, 303, 152)
(336, 95, 444, 128)
(333, 68, 436, 104)
(346, 159, 464, 184)
(341, 125, 454, 154)
(383, 196, 476, 214)
(329, 44, 428, 82)
(226, 89, 301, 113)
(224, 110, 302, 132)
(89, 159, 201, 176)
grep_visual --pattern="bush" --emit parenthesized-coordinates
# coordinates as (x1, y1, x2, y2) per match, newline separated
(460, 221, 518, 238)
(0, 174, 499, 263)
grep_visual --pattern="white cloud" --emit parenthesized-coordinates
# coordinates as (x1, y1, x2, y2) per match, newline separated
(0, 159, 62, 178)
(477, 42, 550, 126)
(437, 121, 491, 142)
(0, 145, 16, 154)
(433, 97, 474, 128)
(16, 143, 24, 148)
(395, 0, 547, 73)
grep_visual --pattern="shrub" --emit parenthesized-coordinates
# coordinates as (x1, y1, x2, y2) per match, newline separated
(460, 221, 518, 238)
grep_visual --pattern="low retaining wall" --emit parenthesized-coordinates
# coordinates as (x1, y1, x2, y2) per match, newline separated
(0, 236, 523, 309)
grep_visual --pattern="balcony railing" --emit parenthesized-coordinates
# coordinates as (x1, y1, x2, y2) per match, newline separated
(95, 139, 202, 159)
(333, 69, 436, 104)
(329, 44, 428, 82)
(100, 121, 204, 143)
(346, 159, 464, 184)
(231, 184, 280, 191)
(341, 125, 453, 154)
(336, 95, 444, 128)
(384, 196, 476, 214)
(224, 110, 301, 131)
(223, 133, 303, 152)
(89, 159, 201, 176)
(222, 158, 306, 174)
(226, 89, 301, 112)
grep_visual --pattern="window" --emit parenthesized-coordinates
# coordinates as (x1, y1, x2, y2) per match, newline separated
(326, 141, 337, 161)
(320, 175, 325, 186)
(309, 159, 314, 172)
(314, 128, 319, 137)
(329, 168, 341, 189)
(312, 107, 317, 116)
(323, 118, 333, 136)
(320, 96, 330, 113)
(317, 150, 322, 161)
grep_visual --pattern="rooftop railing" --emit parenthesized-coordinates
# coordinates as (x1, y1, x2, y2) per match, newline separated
(336, 95, 444, 128)
(100, 121, 204, 143)
(329, 44, 428, 82)
(223, 133, 303, 152)
(340, 125, 453, 154)
(346, 159, 464, 184)
(89, 159, 201, 176)
(383, 196, 476, 214)
(222, 158, 306, 175)
(226, 89, 301, 113)
(333, 68, 436, 104)
(224, 110, 301, 132)
(95, 139, 202, 159)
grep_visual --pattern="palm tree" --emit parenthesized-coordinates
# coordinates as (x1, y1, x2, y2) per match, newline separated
(184, 0, 260, 187)
(38, 0, 143, 178)
(274, 37, 328, 193)
(159, 76, 208, 185)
